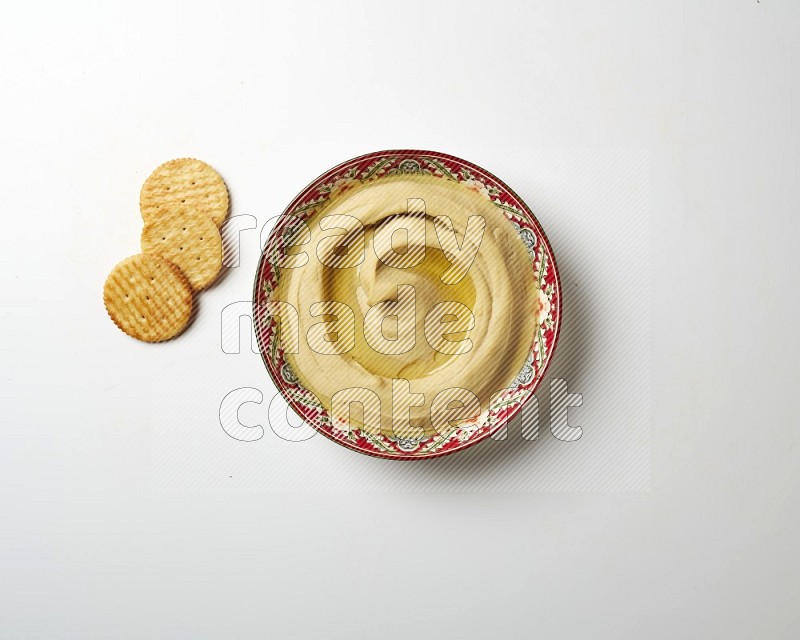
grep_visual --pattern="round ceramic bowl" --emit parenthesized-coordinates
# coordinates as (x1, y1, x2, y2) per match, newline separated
(254, 150, 561, 460)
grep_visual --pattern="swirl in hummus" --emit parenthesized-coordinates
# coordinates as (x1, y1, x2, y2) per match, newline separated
(270, 173, 538, 439)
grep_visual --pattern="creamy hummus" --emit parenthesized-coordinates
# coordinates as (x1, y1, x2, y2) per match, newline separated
(274, 173, 537, 439)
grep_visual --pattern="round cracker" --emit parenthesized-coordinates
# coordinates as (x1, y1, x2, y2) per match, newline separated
(140, 158, 229, 227)
(104, 254, 193, 342)
(141, 213, 223, 291)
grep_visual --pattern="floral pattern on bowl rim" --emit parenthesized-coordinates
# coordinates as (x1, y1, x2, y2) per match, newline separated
(253, 150, 562, 460)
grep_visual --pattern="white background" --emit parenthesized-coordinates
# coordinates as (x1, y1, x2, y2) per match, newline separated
(1, 1, 798, 638)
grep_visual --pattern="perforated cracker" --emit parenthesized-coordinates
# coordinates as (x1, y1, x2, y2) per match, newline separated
(141, 212, 223, 291)
(103, 254, 193, 342)
(140, 158, 229, 227)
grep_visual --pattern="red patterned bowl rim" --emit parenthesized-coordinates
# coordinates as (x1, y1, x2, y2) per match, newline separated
(253, 149, 562, 460)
